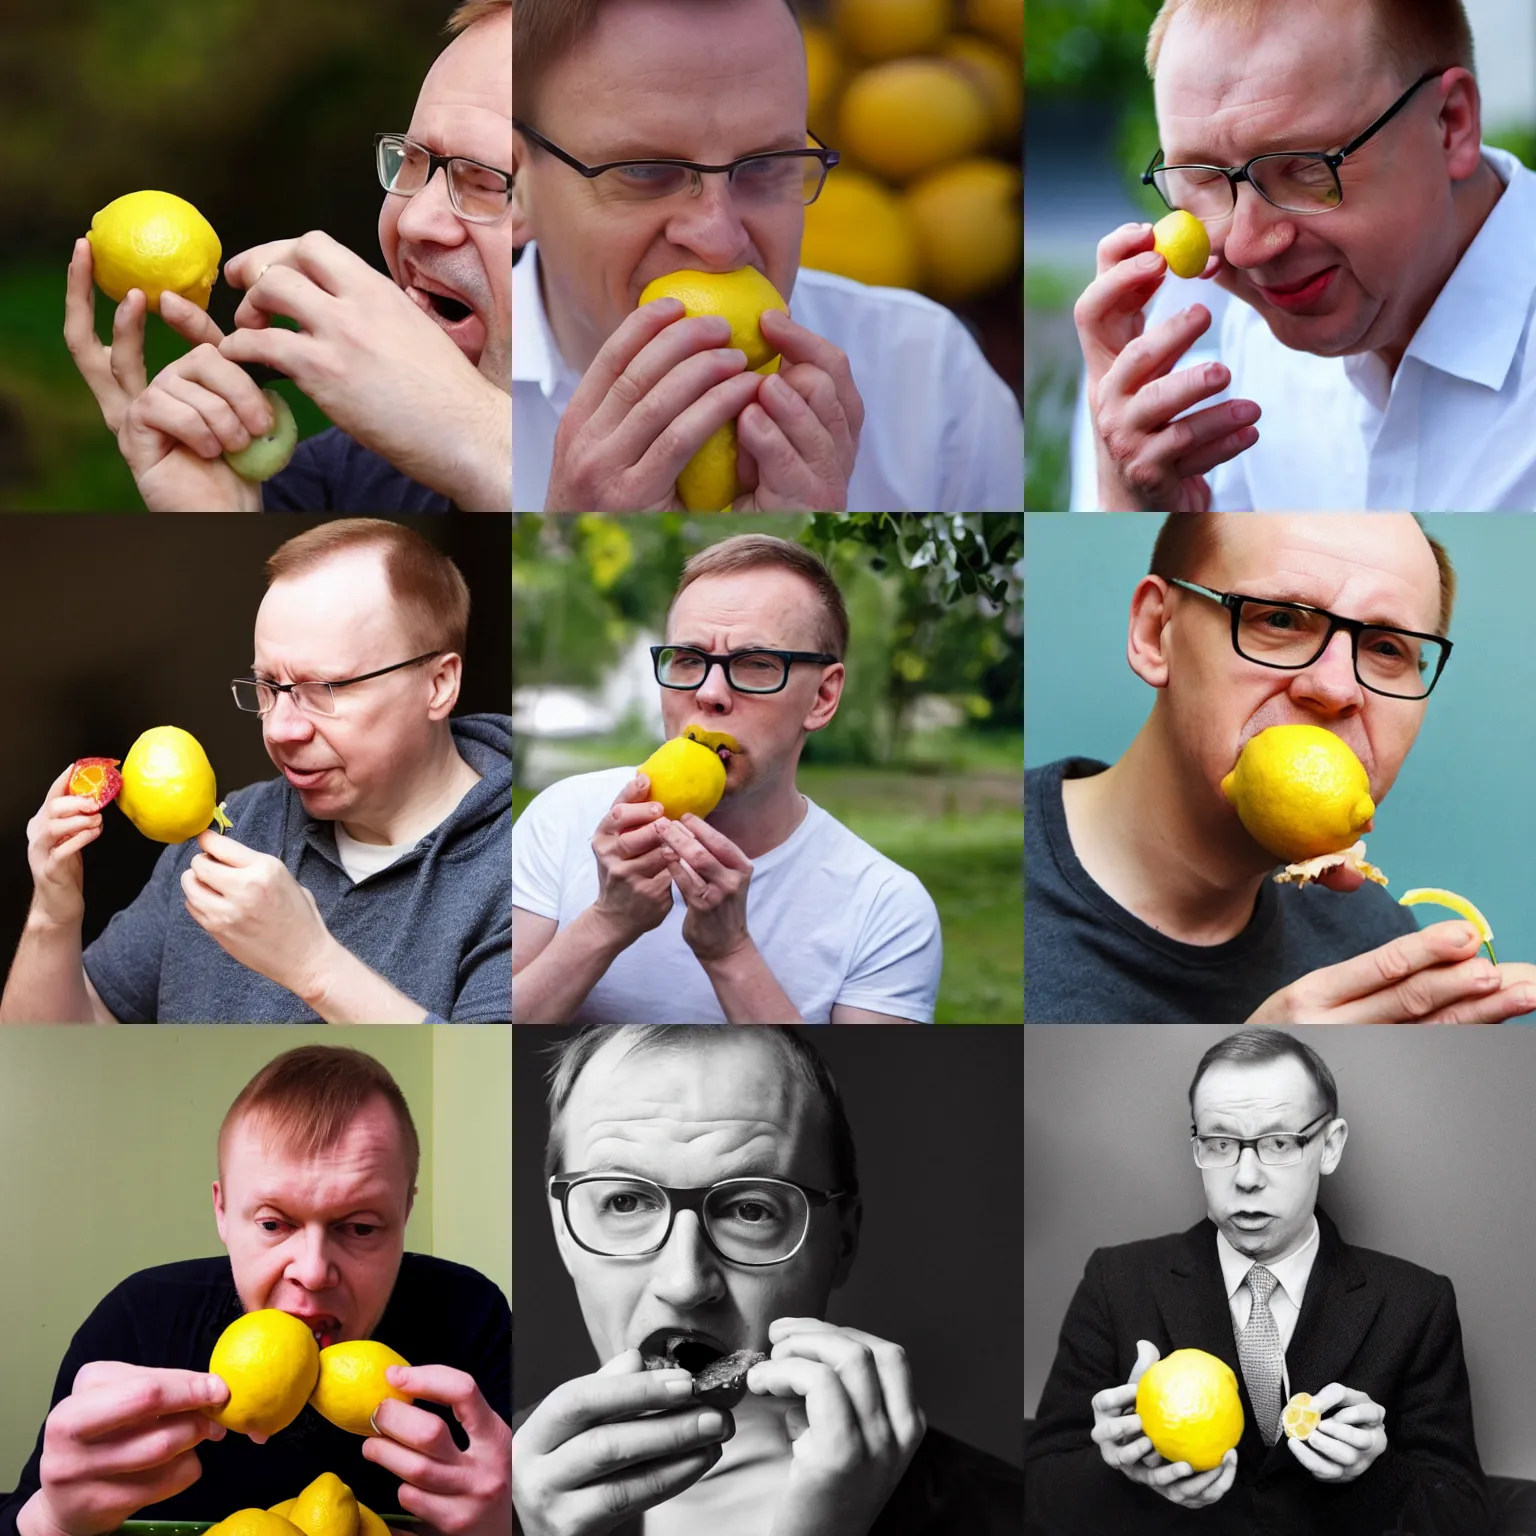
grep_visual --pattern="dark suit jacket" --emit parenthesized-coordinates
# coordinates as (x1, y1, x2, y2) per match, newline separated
(1024, 1209, 1491, 1536)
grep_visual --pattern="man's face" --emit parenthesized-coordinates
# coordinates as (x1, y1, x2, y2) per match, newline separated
(550, 1032, 857, 1365)
(1155, 0, 1469, 358)
(1192, 1057, 1345, 1265)
(213, 1097, 415, 1347)
(252, 550, 460, 827)
(512, 0, 808, 370)
(662, 568, 842, 805)
(379, 11, 513, 389)
(1161, 514, 1437, 830)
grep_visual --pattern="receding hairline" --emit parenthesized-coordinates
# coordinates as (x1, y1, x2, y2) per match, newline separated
(218, 1093, 415, 1188)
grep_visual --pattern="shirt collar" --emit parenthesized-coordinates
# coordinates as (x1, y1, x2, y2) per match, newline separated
(513, 242, 582, 399)
(1216, 1212, 1321, 1311)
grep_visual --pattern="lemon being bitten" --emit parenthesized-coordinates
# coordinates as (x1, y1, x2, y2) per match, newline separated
(206, 1308, 319, 1437)
(637, 727, 741, 821)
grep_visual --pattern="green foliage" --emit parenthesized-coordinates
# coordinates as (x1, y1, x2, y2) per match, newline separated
(1026, 0, 1159, 97)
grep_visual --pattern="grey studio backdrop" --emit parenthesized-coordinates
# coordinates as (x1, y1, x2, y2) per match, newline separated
(0, 514, 509, 952)
(1024, 1025, 1536, 1481)
(513, 1024, 1024, 1469)
(1023, 513, 1536, 1020)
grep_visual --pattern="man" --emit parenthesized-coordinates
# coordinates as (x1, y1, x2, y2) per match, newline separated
(1025, 512, 1536, 1022)
(0, 519, 510, 1023)
(62, 0, 511, 511)
(511, 0, 1023, 512)
(513, 1023, 1021, 1534)
(1073, 0, 1536, 510)
(0, 1044, 511, 1536)
(512, 534, 941, 1023)
(1025, 1030, 1491, 1534)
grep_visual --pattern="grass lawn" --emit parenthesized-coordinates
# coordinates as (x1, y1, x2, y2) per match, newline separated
(513, 763, 1023, 1025)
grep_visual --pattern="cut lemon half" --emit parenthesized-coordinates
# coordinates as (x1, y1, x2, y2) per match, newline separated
(1398, 888, 1496, 963)
(1282, 1392, 1322, 1441)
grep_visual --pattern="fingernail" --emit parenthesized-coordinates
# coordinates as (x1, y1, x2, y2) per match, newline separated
(721, 348, 747, 367)
(1206, 362, 1228, 386)
(666, 1377, 695, 1399)
(1232, 401, 1261, 424)
(697, 1411, 725, 1437)
(1137, 252, 1164, 271)
(1458, 925, 1477, 946)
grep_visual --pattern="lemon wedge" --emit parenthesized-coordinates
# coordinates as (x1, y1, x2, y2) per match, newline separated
(1282, 1392, 1322, 1441)
(1398, 888, 1496, 963)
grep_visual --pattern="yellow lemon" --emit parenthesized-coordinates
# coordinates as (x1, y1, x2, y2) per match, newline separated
(939, 35, 1022, 140)
(637, 730, 739, 821)
(1135, 1349, 1244, 1471)
(904, 158, 1021, 301)
(268, 1502, 298, 1519)
(86, 191, 221, 314)
(207, 1309, 320, 1438)
(356, 1507, 389, 1536)
(1153, 210, 1211, 280)
(208, 1514, 307, 1536)
(1220, 725, 1375, 863)
(802, 169, 921, 290)
(1282, 1392, 1323, 1442)
(964, 0, 1023, 53)
(839, 60, 990, 183)
(287, 1474, 359, 1536)
(804, 24, 845, 135)
(310, 1340, 414, 1437)
(118, 725, 233, 844)
(1399, 888, 1497, 963)
(832, 0, 950, 60)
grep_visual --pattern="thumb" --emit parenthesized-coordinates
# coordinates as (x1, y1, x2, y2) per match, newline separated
(1129, 1339, 1161, 1386)
(160, 290, 226, 346)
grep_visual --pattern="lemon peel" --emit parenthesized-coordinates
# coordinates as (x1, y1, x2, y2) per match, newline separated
(1399, 888, 1496, 963)
(1135, 1349, 1244, 1471)
(1282, 1392, 1323, 1442)
(87, 190, 222, 314)
(1272, 841, 1388, 888)
(636, 736, 729, 821)
(1153, 210, 1211, 280)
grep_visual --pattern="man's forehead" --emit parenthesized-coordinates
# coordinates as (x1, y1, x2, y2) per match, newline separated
(1194, 1058, 1321, 1121)
(668, 570, 819, 644)
(223, 1108, 408, 1199)
(254, 557, 408, 665)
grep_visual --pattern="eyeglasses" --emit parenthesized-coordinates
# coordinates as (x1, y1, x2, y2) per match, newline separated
(651, 644, 840, 695)
(231, 651, 442, 718)
(550, 1173, 849, 1266)
(1191, 1112, 1334, 1169)
(1167, 579, 1451, 699)
(513, 119, 841, 207)
(1143, 69, 1444, 219)
(376, 133, 513, 224)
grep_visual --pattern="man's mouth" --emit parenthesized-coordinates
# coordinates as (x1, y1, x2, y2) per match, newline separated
(285, 1311, 342, 1349)
(1256, 266, 1339, 311)
(637, 1326, 736, 1372)
(282, 765, 333, 790)
(1230, 1211, 1275, 1230)
(406, 268, 488, 357)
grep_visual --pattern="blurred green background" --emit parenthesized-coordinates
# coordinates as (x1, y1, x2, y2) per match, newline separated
(512, 512, 1023, 1024)
(0, 0, 463, 509)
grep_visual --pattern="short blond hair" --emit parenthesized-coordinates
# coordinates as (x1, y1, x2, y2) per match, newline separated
(1145, 0, 1474, 81)
(448, 0, 510, 34)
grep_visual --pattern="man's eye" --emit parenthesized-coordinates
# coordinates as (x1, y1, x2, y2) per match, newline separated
(346, 1223, 378, 1238)
(258, 1219, 286, 1234)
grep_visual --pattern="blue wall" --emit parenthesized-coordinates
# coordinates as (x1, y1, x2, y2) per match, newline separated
(1025, 514, 1536, 1015)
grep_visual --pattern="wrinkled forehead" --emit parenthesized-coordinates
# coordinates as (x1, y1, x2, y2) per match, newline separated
(667, 570, 823, 649)
(412, 14, 513, 163)
(221, 1101, 411, 1207)
(1193, 1057, 1326, 1131)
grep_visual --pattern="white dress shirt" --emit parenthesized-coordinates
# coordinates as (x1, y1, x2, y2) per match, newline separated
(1216, 1213, 1321, 1403)
(513, 242, 1024, 512)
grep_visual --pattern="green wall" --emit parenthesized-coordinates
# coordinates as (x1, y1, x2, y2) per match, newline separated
(0, 1026, 509, 1492)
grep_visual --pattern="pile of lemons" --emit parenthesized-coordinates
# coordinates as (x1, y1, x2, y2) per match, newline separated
(802, 0, 1022, 302)
(207, 1473, 391, 1536)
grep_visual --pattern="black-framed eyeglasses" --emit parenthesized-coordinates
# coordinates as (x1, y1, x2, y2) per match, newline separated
(550, 1172, 850, 1266)
(376, 132, 513, 224)
(513, 118, 841, 207)
(1191, 1112, 1335, 1169)
(231, 651, 442, 718)
(651, 644, 840, 695)
(1167, 579, 1451, 700)
(1142, 69, 1444, 218)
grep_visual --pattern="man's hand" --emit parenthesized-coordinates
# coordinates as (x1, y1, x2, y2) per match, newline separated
(589, 775, 679, 944)
(1286, 1384, 1387, 1483)
(1247, 921, 1536, 1023)
(25, 766, 107, 929)
(180, 831, 332, 994)
(545, 298, 767, 511)
(655, 812, 753, 963)
(1089, 1340, 1237, 1510)
(730, 308, 862, 511)
(1074, 222, 1260, 510)
(18, 1363, 228, 1536)
(749, 1318, 926, 1536)
(512, 1350, 734, 1536)
(364, 1366, 509, 1536)
(217, 233, 502, 502)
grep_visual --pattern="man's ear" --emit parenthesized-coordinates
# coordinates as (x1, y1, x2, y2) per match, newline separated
(828, 1195, 862, 1290)
(1319, 1117, 1349, 1176)
(212, 1180, 228, 1246)
(1127, 576, 1178, 689)
(1437, 68, 1485, 184)
(511, 133, 534, 248)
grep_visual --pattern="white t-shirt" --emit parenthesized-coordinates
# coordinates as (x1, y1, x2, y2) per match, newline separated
(333, 824, 413, 882)
(512, 766, 943, 1023)
(513, 242, 1024, 513)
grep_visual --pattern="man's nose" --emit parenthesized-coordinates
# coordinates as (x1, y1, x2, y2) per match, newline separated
(648, 1211, 728, 1309)
(1234, 1147, 1267, 1189)
(665, 177, 752, 268)
(285, 1227, 337, 1291)
(1291, 630, 1364, 713)
(1215, 184, 1299, 272)
(395, 168, 466, 242)
(262, 691, 317, 743)
(694, 663, 735, 713)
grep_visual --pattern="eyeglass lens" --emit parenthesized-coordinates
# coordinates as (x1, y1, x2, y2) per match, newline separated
(565, 1177, 810, 1262)
(658, 648, 789, 692)
(1194, 1133, 1310, 1168)
(379, 138, 509, 220)
(232, 680, 335, 717)
(1154, 156, 1342, 218)
(589, 154, 825, 207)
(1233, 600, 1441, 697)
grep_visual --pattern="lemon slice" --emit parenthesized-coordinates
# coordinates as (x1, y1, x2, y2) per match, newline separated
(1282, 1392, 1322, 1441)
(1398, 888, 1496, 963)
(1152, 210, 1211, 280)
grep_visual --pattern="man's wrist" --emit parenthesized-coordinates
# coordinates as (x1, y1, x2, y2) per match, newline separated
(696, 934, 760, 981)
(17, 1492, 71, 1536)
(583, 902, 646, 958)
(435, 382, 511, 511)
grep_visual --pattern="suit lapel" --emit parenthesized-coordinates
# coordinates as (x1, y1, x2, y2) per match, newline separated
(1282, 1207, 1381, 1405)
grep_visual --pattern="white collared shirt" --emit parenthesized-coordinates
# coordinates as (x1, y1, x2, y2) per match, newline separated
(1215, 1213, 1322, 1402)
(513, 242, 1024, 512)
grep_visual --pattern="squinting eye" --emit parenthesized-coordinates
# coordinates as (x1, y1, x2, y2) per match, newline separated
(258, 1220, 285, 1234)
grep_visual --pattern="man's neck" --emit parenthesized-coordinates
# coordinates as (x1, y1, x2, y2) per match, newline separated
(537, 254, 603, 377)
(1061, 717, 1276, 946)
(703, 773, 809, 861)
(340, 730, 482, 848)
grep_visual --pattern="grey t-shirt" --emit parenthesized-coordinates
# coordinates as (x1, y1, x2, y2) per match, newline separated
(83, 714, 510, 1023)
(1025, 758, 1417, 1023)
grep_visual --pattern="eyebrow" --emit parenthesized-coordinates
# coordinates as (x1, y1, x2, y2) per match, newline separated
(598, 135, 806, 162)
(578, 1158, 790, 1181)
(1233, 589, 1424, 631)
(671, 639, 785, 652)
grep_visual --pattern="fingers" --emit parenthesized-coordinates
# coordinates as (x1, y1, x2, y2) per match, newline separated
(570, 298, 694, 426)
(518, 1369, 696, 1456)
(1280, 922, 1491, 1021)
(766, 1328, 893, 1456)
(540, 1405, 733, 1490)
(382, 1363, 506, 1440)
(1101, 305, 1215, 402)
(612, 357, 762, 479)
(64, 239, 131, 427)
(60, 1370, 228, 1441)
(748, 1354, 863, 1452)
(127, 343, 275, 459)
(737, 377, 844, 505)
(1095, 221, 1159, 279)
(1089, 1382, 1138, 1416)
(1147, 403, 1263, 483)
(158, 291, 226, 348)
(1074, 241, 1168, 380)
(109, 290, 149, 399)
(758, 309, 864, 444)
(1129, 1339, 1161, 1386)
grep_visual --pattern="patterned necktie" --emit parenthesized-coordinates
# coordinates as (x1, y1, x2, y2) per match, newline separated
(1238, 1264, 1285, 1445)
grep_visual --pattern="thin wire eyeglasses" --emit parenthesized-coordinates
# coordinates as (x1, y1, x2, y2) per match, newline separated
(513, 119, 841, 206)
(549, 1172, 850, 1266)
(651, 645, 841, 695)
(376, 133, 513, 224)
(1143, 70, 1444, 218)
(1166, 578, 1451, 700)
(1191, 1112, 1335, 1168)
(231, 651, 442, 718)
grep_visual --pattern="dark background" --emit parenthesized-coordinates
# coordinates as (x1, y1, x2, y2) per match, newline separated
(513, 1024, 1024, 1468)
(0, 514, 509, 949)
